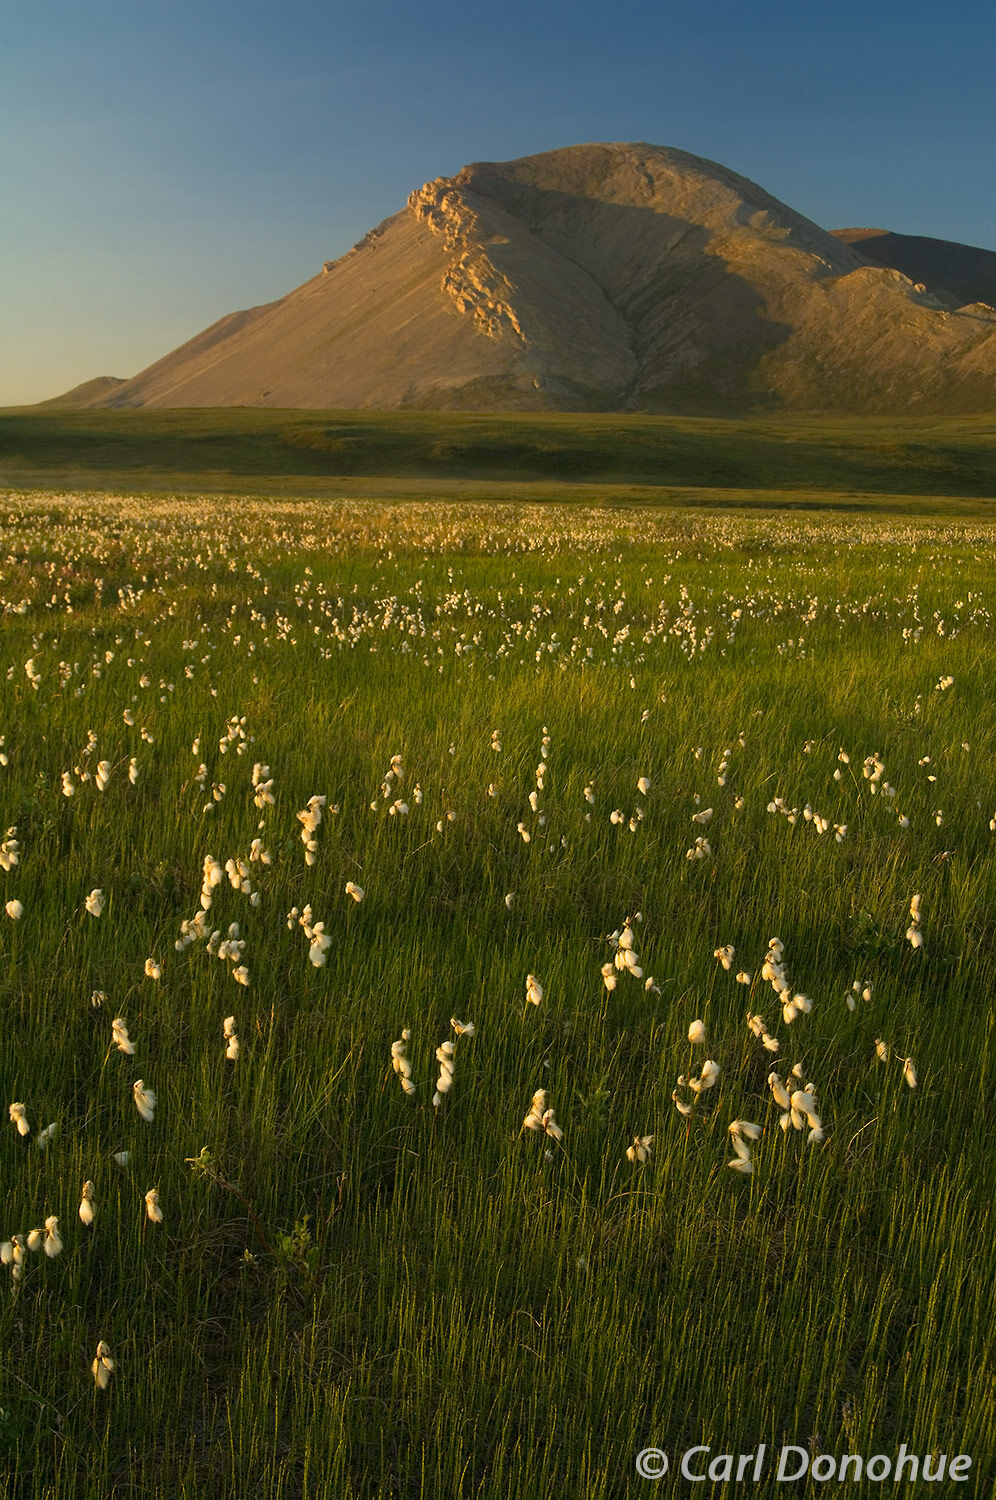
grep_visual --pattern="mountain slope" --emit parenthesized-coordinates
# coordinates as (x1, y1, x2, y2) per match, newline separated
(83, 143, 996, 414)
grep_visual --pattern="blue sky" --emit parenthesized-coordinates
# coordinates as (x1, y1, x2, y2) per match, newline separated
(4, 0, 994, 403)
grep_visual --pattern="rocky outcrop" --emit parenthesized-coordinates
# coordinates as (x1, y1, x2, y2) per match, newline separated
(408, 179, 525, 342)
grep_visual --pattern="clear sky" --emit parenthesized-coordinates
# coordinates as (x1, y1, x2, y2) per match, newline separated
(4, 0, 994, 404)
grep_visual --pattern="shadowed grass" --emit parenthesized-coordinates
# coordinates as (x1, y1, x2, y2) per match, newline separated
(0, 407, 994, 512)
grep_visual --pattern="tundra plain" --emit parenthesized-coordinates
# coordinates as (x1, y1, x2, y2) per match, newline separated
(0, 425, 994, 1495)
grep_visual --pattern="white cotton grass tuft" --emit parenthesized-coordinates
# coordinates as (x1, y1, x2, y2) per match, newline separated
(673, 1056, 720, 1115)
(132, 1080, 156, 1123)
(390, 1029, 416, 1096)
(5, 899, 23, 920)
(689, 1058, 720, 1093)
(252, 762, 275, 810)
(9, 1102, 29, 1137)
(3, 1235, 27, 1284)
(727, 1137, 753, 1174)
(200, 856, 223, 911)
(43, 1216, 63, 1257)
(521, 1088, 563, 1143)
(626, 1134, 654, 1163)
(92, 1341, 115, 1390)
(112, 1017, 135, 1056)
(344, 881, 364, 902)
(297, 795, 326, 865)
(522, 1090, 547, 1131)
(767, 1071, 791, 1110)
(0, 828, 19, 871)
(747, 1014, 780, 1053)
(846, 978, 873, 1012)
(144, 957, 161, 981)
(79, 1181, 96, 1226)
(781, 992, 813, 1025)
(306, 919, 332, 968)
(612, 927, 643, 978)
(145, 1188, 163, 1223)
(85, 889, 105, 917)
(688, 1019, 707, 1046)
(906, 894, 924, 949)
(604, 919, 649, 988)
(525, 973, 543, 1008)
(36, 1122, 58, 1150)
(249, 838, 272, 866)
(223, 1015, 239, 1061)
(772, 1082, 826, 1145)
(760, 936, 816, 1026)
(432, 1040, 455, 1107)
(432, 1022, 474, 1108)
(727, 1121, 761, 1175)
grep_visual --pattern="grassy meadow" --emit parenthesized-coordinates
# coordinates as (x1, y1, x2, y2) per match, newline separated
(0, 479, 994, 1496)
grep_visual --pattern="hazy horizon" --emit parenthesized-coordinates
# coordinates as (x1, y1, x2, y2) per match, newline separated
(5, 0, 994, 406)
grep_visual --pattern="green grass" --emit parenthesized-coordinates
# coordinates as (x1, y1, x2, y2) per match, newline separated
(0, 490, 993, 1496)
(1, 407, 995, 510)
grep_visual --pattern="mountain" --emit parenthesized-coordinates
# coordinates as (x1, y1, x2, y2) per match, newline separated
(72, 143, 996, 414)
(831, 229, 996, 311)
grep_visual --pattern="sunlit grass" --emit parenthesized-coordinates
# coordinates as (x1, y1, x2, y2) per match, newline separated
(0, 490, 993, 1496)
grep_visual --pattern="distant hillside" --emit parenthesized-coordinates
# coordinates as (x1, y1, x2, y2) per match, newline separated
(40, 376, 128, 407)
(61, 143, 996, 414)
(832, 229, 996, 310)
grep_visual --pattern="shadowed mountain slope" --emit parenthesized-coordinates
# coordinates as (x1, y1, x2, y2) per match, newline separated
(832, 229, 996, 311)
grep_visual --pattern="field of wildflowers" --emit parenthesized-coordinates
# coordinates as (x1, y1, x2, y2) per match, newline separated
(0, 489, 994, 1496)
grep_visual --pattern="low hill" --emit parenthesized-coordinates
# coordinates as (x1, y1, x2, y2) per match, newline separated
(40, 376, 128, 407)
